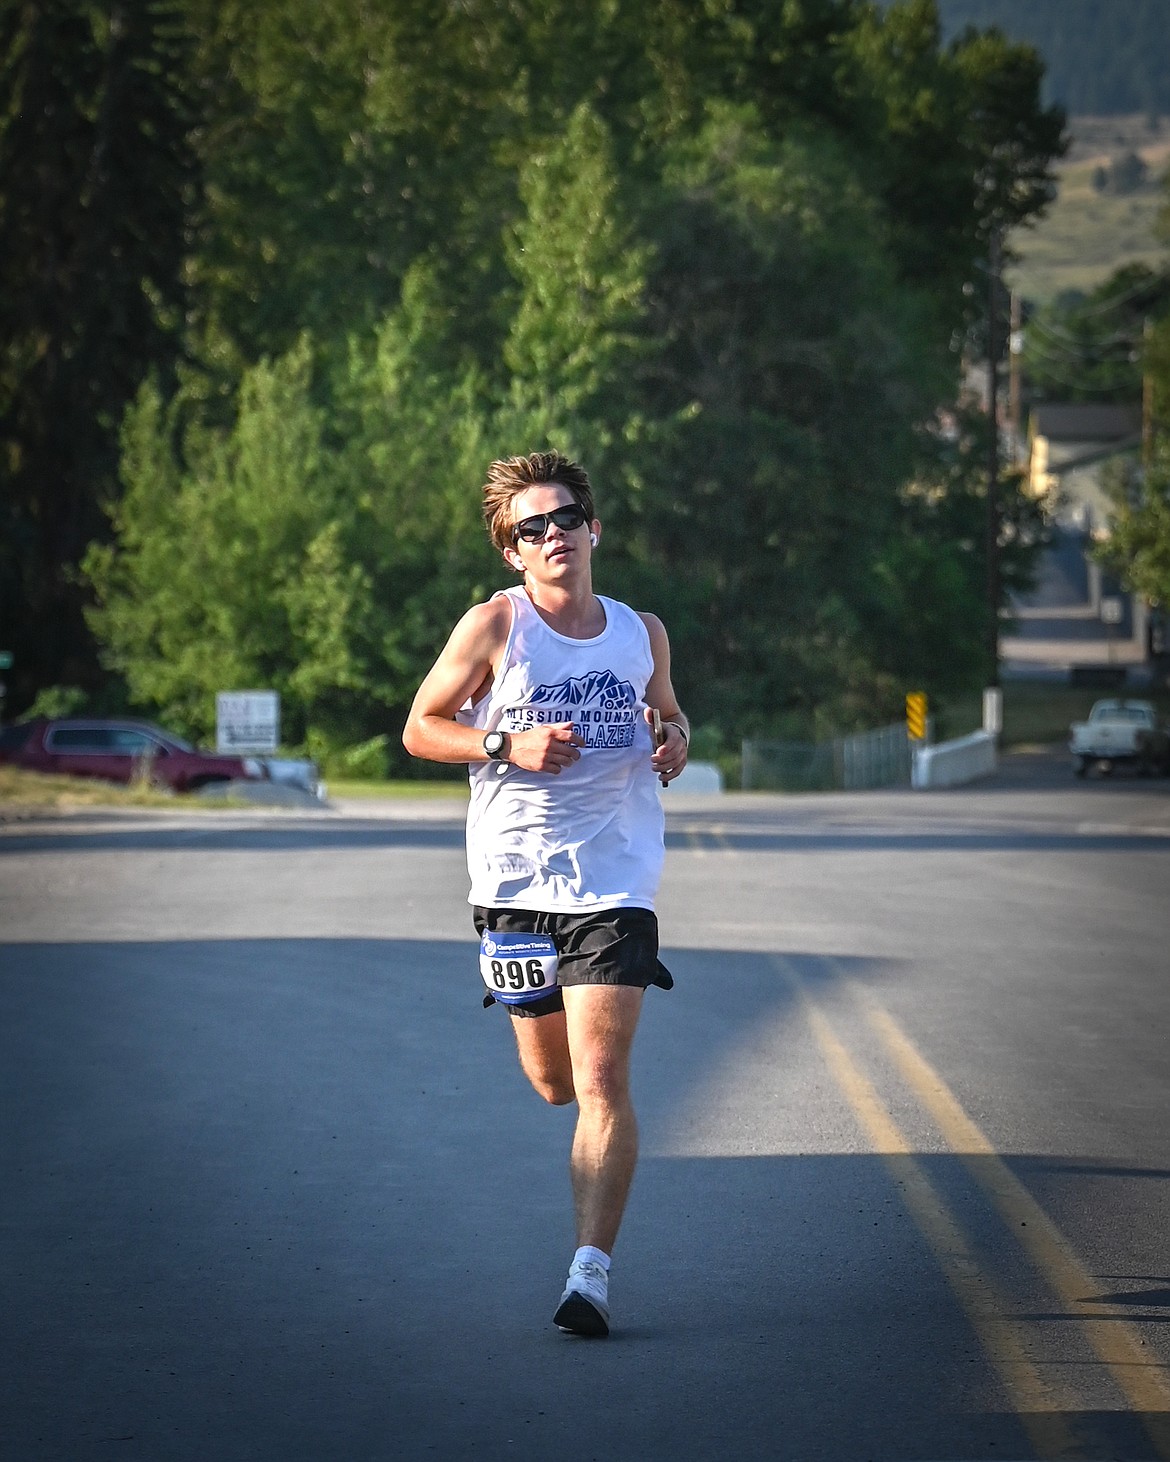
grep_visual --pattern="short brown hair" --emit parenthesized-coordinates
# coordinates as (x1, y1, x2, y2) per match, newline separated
(482, 451, 595, 556)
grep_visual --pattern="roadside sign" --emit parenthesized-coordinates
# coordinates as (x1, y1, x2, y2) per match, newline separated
(216, 691, 279, 753)
(906, 692, 928, 741)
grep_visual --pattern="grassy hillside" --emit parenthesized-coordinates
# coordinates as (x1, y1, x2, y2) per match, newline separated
(1007, 116, 1169, 304)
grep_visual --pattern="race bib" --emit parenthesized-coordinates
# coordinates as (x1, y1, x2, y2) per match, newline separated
(479, 930, 559, 1006)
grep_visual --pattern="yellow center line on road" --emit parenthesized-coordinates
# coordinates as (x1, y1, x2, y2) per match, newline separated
(801, 996, 1084, 1460)
(857, 990, 1170, 1459)
(674, 825, 730, 855)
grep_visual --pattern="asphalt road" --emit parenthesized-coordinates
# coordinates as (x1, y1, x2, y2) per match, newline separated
(2, 753, 1169, 1461)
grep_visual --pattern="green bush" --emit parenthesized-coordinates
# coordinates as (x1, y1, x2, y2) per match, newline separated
(303, 729, 390, 780)
(336, 734, 391, 781)
(24, 685, 88, 719)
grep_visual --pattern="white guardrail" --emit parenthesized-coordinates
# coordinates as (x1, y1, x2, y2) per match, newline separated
(665, 760, 724, 793)
(911, 731, 998, 790)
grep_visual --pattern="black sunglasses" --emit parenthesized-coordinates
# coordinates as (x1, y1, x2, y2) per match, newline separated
(511, 503, 589, 544)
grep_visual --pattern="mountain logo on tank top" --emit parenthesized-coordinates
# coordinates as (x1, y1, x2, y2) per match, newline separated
(529, 670, 636, 709)
(510, 669, 639, 748)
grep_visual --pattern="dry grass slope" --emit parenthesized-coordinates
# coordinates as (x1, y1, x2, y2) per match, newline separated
(1008, 115, 1169, 303)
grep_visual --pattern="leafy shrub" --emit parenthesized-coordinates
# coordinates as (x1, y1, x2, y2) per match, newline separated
(25, 685, 88, 719)
(336, 734, 391, 781)
(304, 729, 390, 780)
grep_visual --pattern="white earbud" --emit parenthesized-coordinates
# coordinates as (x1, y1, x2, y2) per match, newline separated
(589, 533, 598, 547)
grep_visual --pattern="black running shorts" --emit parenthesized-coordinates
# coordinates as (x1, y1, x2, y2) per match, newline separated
(472, 905, 674, 1018)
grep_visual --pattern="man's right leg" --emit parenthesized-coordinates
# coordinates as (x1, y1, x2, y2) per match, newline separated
(510, 1007, 576, 1107)
(474, 905, 575, 1106)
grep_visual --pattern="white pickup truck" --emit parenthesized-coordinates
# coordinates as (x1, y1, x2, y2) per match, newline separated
(1069, 698, 1170, 777)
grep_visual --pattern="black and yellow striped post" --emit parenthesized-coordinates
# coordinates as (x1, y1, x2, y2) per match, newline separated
(906, 692, 927, 742)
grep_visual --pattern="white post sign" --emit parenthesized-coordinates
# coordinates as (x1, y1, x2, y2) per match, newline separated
(217, 691, 280, 753)
(982, 686, 1003, 736)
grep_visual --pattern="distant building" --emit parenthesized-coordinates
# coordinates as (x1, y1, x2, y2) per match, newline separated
(1027, 403, 1143, 534)
(1003, 402, 1149, 676)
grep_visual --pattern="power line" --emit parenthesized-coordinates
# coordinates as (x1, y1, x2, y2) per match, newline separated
(1025, 316, 1140, 353)
(1044, 271, 1169, 321)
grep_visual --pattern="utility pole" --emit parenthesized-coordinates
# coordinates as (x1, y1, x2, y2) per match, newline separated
(1143, 317, 1153, 467)
(1008, 290, 1022, 463)
(1136, 319, 1155, 665)
(986, 230, 1001, 686)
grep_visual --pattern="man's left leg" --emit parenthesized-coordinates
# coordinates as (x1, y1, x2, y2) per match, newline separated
(553, 983, 644, 1336)
(563, 984, 643, 1250)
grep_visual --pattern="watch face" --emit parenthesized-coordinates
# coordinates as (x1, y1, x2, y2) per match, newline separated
(484, 731, 505, 758)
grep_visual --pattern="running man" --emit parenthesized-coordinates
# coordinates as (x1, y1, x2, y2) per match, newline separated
(402, 451, 688, 1337)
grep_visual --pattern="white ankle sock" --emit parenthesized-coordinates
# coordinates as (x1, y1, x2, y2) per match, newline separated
(574, 1245, 611, 1272)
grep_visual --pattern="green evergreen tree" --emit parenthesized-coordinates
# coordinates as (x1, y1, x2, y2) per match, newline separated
(0, 0, 198, 707)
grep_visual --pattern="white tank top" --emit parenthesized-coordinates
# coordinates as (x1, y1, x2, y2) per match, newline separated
(462, 587, 665, 912)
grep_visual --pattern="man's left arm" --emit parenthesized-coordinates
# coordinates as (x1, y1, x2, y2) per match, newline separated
(639, 611, 689, 784)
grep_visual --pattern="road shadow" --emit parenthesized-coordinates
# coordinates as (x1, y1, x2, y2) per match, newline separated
(3, 937, 1168, 1461)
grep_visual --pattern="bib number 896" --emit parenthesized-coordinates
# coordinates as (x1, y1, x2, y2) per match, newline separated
(478, 931, 558, 1006)
(490, 957, 548, 991)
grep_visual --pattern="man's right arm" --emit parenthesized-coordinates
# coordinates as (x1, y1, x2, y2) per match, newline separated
(401, 601, 506, 765)
(402, 601, 583, 773)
